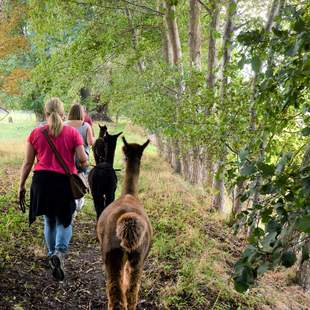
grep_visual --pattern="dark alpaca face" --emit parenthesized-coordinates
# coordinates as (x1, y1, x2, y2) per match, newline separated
(104, 131, 122, 153)
(122, 137, 150, 162)
(98, 124, 107, 138)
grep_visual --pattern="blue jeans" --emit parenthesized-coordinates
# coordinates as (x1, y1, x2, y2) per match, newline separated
(44, 216, 72, 256)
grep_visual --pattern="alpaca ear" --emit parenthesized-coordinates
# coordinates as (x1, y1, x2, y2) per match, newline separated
(142, 139, 150, 150)
(99, 124, 107, 131)
(122, 136, 128, 147)
(116, 131, 123, 137)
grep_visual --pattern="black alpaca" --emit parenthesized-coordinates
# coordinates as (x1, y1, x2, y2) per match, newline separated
(93, 124, 107, 165)
(89, 126, 122, 219)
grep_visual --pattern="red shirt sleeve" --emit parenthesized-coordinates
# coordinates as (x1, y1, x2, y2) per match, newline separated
(27, 128, 38, 145)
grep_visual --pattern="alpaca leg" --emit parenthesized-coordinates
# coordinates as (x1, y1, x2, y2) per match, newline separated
(93, 195, 106, 219)
(126, 253, 143, 310)
(105, 191, 115, 208)
(105, 249, 127, 310)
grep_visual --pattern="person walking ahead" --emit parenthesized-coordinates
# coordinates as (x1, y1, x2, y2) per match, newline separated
(66, 102, 94, 212)
(66, 102, 94, 174)
(18, 97, 88, 281)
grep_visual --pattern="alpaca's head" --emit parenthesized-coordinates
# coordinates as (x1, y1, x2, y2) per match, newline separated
(122, 137, 150, 163)
(105, 131, 122, 152)
(104, 131, 122, 165)
(98, 124, 107, 138)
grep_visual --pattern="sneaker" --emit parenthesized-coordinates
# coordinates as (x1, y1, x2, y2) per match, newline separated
(50, 251, 65, 281)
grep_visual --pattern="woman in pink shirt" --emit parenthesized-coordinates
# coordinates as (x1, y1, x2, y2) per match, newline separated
(18, 97, 88, 281)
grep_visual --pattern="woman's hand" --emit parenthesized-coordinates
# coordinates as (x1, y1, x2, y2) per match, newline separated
(76, 145, 89, 167)
(18, 186, 26, 213)
(18, 141, 35, 213)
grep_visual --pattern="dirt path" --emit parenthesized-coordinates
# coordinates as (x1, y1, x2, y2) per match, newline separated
(0, 209, 158, 310)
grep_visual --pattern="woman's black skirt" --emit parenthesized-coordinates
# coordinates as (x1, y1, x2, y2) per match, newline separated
(29, 170, 76, 228)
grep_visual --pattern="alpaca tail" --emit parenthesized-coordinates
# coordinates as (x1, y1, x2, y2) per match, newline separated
(116, 212, 147, 252)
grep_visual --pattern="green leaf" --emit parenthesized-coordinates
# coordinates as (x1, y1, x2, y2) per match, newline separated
(240, 162, 257, 176)
(251, 56, 262, 73)
(233, 265, 255, 293)
(301, 127, 310, 136)
(257, 262, 270, 275)
(293, 18, 306, 32)
(260, 183, 275, 195)
(266, 219, 281, 233)
(234, 279, 249, 293)
(281, 251, 297, 268)
(275, 152, 292, 174)
(261, 207, 273, 223)
(238, 55, 246, 69)
(262, 231, 277, 253)
(257, 162, 275, 177)
(239, 149, 249, 161)
(296, 215, 310, 233)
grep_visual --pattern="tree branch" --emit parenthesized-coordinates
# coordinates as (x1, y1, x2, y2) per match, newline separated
(65, 0, 163, 16)
(197, 0, 211, 14)
(119, 0, 164, 16)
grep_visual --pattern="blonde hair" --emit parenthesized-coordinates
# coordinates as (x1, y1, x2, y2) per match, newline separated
(45, 97, 64, 137)
(68, 102, 84, 121)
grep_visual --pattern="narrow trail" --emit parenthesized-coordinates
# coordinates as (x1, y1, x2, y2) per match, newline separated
(0, 209, 105, 309)
(0, 206, 157, 309)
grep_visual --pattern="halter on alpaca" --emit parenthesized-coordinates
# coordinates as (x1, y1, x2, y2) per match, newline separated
(97, 137, 152, 310)
(88, 126, 122, 219)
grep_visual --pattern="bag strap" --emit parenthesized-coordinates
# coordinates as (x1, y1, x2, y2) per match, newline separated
(42, 128, 70, 175)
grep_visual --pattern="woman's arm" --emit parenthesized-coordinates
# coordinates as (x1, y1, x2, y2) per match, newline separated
(19, 142, 35, 193)
(76, 145, 89, 168)
(86, 125, 95, 146)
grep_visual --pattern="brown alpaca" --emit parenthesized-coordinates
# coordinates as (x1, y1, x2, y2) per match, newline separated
(97, 137, 152, 310)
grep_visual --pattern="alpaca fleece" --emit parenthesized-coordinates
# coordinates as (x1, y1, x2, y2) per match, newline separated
(88, 162, 117, 219)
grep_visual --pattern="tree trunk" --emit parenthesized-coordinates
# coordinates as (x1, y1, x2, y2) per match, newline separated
(191, 148, 200, 184)
(212, 157, 226, 213)
(187, 0, 202, 184)
(163, 137, 173, 165)
(154, 133, 164, 156)
(297, 239, 310, 291)
(35, 111, 44, 122)
(181, 152, 191, 180)
(164, 1, 182, 68)
(212, 0, 236, 213)
(204, 1, 219, 191)
(232, 181, 244, 215)
(171, 140, 181, 174)
(220, 0, 236, 101)
(164, 1, 184, 173)
(189, 0, 201, 70)
(125, 7, 145, 72)
(162, 21, 173, 64)
(206, 0, 219, 90)
(80, 87, 91, 105)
